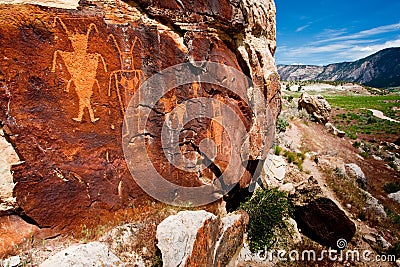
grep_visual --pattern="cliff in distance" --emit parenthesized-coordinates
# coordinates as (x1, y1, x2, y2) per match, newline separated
(278, 47, 400, 88)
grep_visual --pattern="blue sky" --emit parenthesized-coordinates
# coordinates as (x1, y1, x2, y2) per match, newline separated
(275, 0, 400, 65)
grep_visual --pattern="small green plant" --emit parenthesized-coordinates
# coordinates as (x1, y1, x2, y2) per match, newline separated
(388, 161, 398, 171)
(383, 182, 400, 194)
(239, 188, 293, 252)
(333, 166, 345, 179)
(81, 224, 92, 243)
(352, 141, 361, 148)
(277, 117, 290, 133)
(283, 150, 305, 170)
(274, 146, 282, 156)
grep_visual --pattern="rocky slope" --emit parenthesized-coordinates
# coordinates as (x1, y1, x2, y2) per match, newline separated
(278, 47, 400, 88)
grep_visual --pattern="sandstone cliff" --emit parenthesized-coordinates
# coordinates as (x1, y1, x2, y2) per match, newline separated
(0, 0, 280, 231)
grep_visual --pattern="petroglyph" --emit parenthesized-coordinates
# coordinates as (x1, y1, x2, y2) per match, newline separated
(51, 17, 107, 123)
(160, 95, 187, 129)
(107, 34, 145, 119)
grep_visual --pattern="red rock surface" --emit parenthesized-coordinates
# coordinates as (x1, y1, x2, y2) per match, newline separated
(0, 0, 280, 230)
(0, 215, 39, 257)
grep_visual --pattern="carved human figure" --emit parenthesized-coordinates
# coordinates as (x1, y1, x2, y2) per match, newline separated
(51, 17, 107, 123)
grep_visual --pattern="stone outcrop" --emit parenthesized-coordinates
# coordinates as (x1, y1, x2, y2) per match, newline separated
(362, 233, 392, 254)
(325, 122, 345, 138)
(363, 190, 387, 220)
(388, 191, 400, 204)
(156, 210, 248, 266)
(298, 93, 331, 124)
(39, 242, 124, 267)
(293, 197, 356, 249)
(345, 163, 367, 189)
(0, 0, 280, 229)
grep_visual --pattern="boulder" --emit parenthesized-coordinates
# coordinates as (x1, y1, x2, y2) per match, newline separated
(99, 223, 146, 266)
(0, 129, 20, 212)
(298, 93, 331, 124)
(156, 210, 220, 266)
(262, 154, 286, 186)
(325, 122, 345, 138)
(156, 210, 248, 267)
(0, 215, 39, 257)
(39, 242, 124, 267)
(0, 0, 280, 229)
(345, 163, 367, 189)
(362, 233, 391, 254)
(293, 197, 356, 249)
(2, 256, 20, 267)
(214, 211, 249, 266)
(363, 191, 387, 220)
(388, 191, 400, 204)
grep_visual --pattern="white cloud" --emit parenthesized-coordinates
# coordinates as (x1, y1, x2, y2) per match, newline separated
(277, 23, 400, 65)
(296, 24, 310, 32)
(316, 23, 400, 44)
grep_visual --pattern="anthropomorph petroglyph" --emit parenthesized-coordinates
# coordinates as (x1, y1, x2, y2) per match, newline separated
(107, 34, 145, 119)
(51, 17, 107, 123)
(159, 94, 187, 129)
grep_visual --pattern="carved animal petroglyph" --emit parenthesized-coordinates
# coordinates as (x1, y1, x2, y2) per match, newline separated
(107, 34, 145, 119)
(51, 17, 107, 123)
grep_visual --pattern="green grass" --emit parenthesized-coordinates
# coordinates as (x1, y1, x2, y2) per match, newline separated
(325, 95, 400, 118)
(329, 95, 400, 138)
(333, 109, 399, 138)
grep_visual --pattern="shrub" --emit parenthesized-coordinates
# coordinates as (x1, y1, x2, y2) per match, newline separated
(383, 182, 400, 194)
(277, 117, 290, 133)
(240, 188, 293, 252)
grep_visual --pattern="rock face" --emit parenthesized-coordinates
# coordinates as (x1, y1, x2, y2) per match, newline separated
(0, 0, 280, 229)
(39, 242, 124, 267)
(156, 210, 248, 266)
(298, 93, 331, 124)
(294, 197, 356, 249)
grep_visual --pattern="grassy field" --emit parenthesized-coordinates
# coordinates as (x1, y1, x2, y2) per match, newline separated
(326, 95, 400, 140)
(285, 91, 400, 140)
(325, 94, 400, 118)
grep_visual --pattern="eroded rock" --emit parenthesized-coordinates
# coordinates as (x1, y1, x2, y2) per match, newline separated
(0, 129, 20, 212)
(293, 197, 356, 248)
(298, 93, 331, 124)
(156, 210, 248, 267)
(388, 191, 400, 204)
(0, 215, 39, 257)
(345, 163, 367, 189)
(362, 233, 391, 254)
(0, 0, 280, 229)
(39, 242, 124, 267)
(363, 191, 387, 220)
(156, 210, 220, 267)
(325, 122, 345, 138)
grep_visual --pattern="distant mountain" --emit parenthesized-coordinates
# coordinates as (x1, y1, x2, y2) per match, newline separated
(277, 47, 400, 88)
